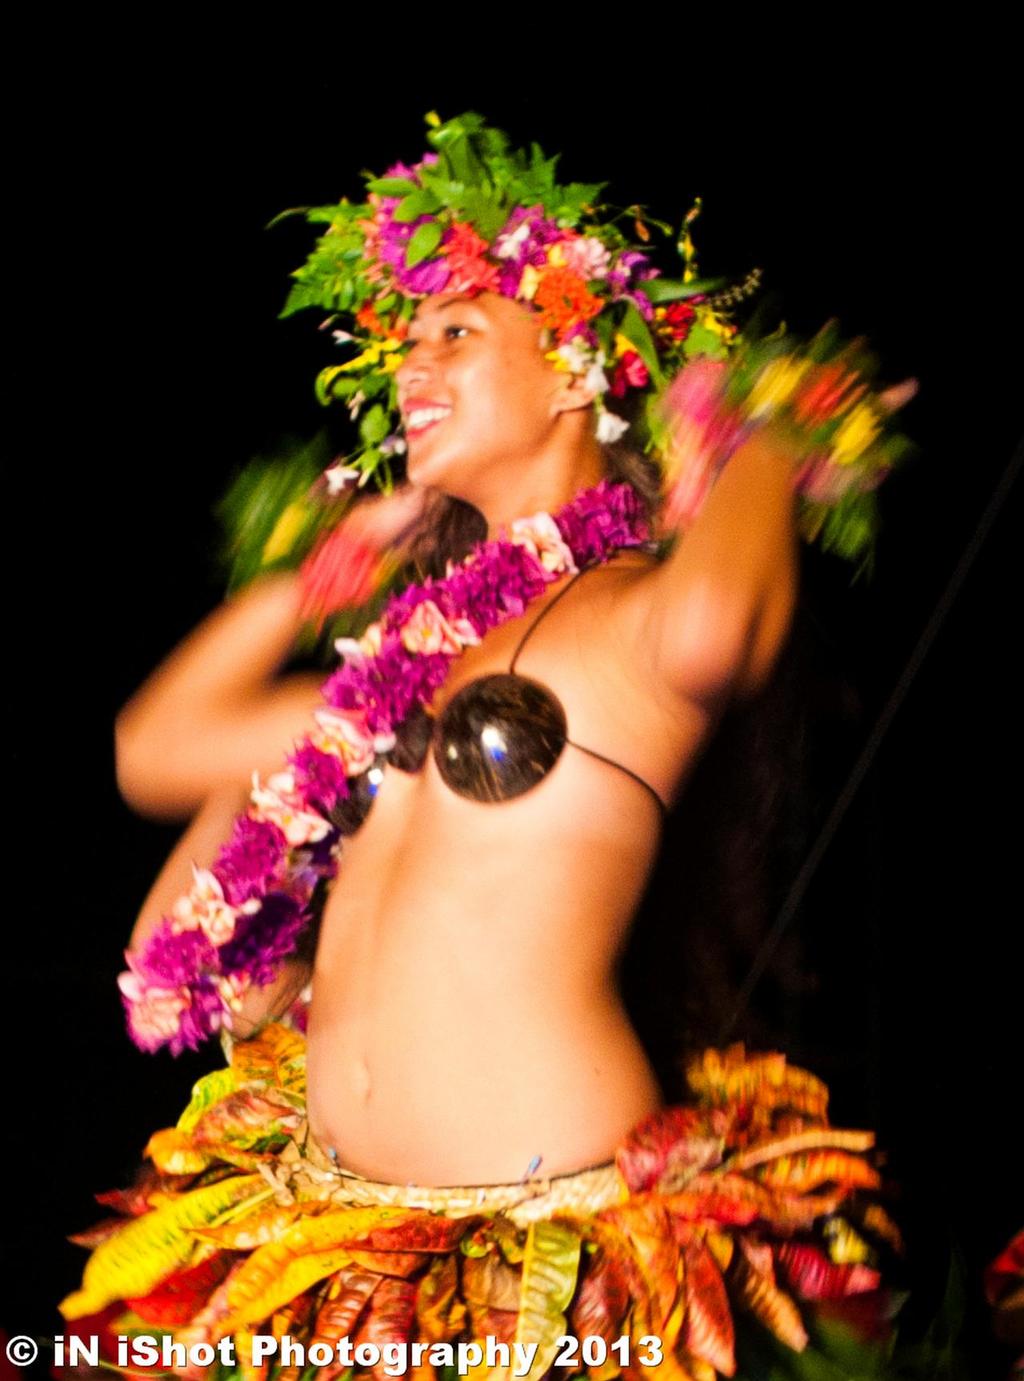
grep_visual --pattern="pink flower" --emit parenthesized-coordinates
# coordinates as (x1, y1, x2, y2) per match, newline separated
(662, 357, 729, 426)
(399, 599, 475, 655)
(558, 236, 611, 281)
(610, 350, 650, 399)
(170, 866, 255, 946)
(445, 256, 502, 295)
(440, 222, 503, 296)
(661, 456, 716, 531)
(250, 769, 332, 847)
(310, 705, 380, 776)
(118, 968, 190, 1046)
(335, 620, 385, 666)
(508, 513, 578, 575)
(794, 452, 860, 503)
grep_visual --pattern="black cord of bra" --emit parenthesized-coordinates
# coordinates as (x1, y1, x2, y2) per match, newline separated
(507, 557, 669, 814)
(508, 565, 590, 675)
(562, 737, 669, 815)
(717, 435, 1023, 1044)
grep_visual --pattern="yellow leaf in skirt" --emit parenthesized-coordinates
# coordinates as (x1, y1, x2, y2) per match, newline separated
(59, 1175, 267, 1319)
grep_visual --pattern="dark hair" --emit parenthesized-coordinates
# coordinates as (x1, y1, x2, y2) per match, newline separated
(403, 435, 663, 580)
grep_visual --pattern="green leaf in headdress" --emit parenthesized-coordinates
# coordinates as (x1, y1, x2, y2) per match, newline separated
(618, 301, 665, 387)
(359, 404, 389, 448)
(366, 176, 419, 197)
(406, 219, 444, 268)
(644, 275, 728, 304)
(392, 188, 442, 223)
(683, 319, 732, 361)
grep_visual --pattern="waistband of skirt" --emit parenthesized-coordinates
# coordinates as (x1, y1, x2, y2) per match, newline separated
(276, 1123, 627, 1224)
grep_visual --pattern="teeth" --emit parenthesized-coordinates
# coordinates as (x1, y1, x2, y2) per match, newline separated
(405, 406, 451, 430)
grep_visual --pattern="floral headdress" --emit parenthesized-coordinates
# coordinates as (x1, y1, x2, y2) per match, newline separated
(275, 109, 750, 493)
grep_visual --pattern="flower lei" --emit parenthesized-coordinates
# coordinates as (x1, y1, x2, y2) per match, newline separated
(119, 480, 651, 1055)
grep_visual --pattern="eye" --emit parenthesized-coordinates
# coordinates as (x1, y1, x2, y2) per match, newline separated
(443, 323, 469, 340)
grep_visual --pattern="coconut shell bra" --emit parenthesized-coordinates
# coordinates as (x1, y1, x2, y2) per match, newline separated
(382, 559, 670, 817)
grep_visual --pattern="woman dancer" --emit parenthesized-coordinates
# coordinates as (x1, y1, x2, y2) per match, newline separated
(61, 112, 917, 1379)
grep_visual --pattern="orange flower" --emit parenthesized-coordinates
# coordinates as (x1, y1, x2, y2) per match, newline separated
(356, 303, 388, 336)
(792, 361, 868, 428)
(533, 266, 604, 339)
(355, 303, 408, 342)
(442, 221, 490, 261)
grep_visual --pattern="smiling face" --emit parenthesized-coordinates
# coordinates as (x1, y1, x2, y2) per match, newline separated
(396, 291, 597, 505)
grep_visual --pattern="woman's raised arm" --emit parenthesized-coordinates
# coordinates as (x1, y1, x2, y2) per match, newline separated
(629, 423, 800, 706)
(114, 484, 431, 821)
(115, 572, 325, 821)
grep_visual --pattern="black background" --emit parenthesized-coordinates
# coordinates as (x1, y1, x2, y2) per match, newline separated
(7, 38, 1022, 1378)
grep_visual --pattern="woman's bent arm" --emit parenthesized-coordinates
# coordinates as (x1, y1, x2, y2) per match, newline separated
(115, 572, 325, 820)
(634, 425, 800, 704)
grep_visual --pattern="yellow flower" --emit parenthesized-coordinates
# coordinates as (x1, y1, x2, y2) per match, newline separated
(547, 242, 567, 267)
(545, 348, 572, 373)
(380, 352, 404, 375)
(694, 304, 735, 341)
(831, 400, 881, 463)
(337, 337, 403, 373)
(337, 346, 377, 373)
(613, 333, 635, 359)
(519, 264, 540, 301)
(747, 357, 812, 419)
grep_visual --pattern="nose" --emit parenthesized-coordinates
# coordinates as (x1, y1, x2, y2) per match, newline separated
(396, 347, 423, 385)
(396, 334, 444, 382)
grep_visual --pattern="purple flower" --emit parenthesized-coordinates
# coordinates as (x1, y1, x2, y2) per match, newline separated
(288, 743, 350, 813)
(375, 214, 452, 295)
(560, 321, 601, 350)
(219, 894, 310, 989)
(136, 926, 219, 988)
(493, 205, 564, 297)
(173, 981, 229, 1054)
(395, 256, 452, 296)
(381, 152, 439, 182)
(619, 250, 656, 281)
(555, 481, 650, 565)
(608, 251, 658, 305)
(373, 208, 453, 295)
(628, 289, 655, 322)
(382, 159, 419, 183)
(213, 816, 287, 905)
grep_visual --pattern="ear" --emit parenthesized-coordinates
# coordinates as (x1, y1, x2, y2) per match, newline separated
(550, 370, 600, 417)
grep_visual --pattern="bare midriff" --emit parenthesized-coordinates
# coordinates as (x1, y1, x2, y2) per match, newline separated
(305, 557, 711, 1187)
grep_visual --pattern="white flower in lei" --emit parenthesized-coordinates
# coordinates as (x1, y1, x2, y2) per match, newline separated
(509, 513, 578, 575)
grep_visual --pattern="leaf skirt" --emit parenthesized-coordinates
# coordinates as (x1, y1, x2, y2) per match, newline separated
(59, 1025, 915, 1380)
